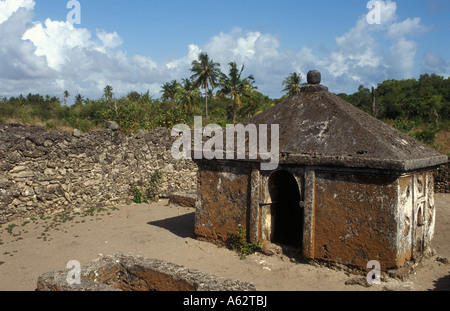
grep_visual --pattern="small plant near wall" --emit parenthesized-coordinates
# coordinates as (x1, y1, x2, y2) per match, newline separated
(130, 170, 163, 204)
(227, 225, 261, 260)
(131, 184, 147, 204)
(146, 170, 162, 202)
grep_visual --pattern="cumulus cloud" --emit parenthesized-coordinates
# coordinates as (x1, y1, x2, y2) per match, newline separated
(422, 51, 450, 76)
(0, 0, 448, 101)
(0, 6, 53, 81)
(298, 0, 434, 91)
(22, 19, 92, 70)
(387, 17, 432, 38)
(0, 0, 34, 24)
(0, 0, 178, 99)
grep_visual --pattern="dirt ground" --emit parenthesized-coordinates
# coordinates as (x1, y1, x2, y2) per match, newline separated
(0, 194, 449, 292)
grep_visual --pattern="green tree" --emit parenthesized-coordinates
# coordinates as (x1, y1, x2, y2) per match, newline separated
(218, 62, 257, 124)
(103, 85, 118, 118)
(282, 73, 302, 97)
(74, 94, 84, 107)
(103, 85, 114, 102)
(190, 52, 222, 121)
(178, 78, 200, 115)
(161, 80, 181, 103)
(99, 98, 153, 134)
(63, 90, 70, 106)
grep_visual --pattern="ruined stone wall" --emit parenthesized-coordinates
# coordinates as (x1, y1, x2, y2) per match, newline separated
(0, 123, 197, 224)
(313, 171, 399, 269)
(194, 161, 253, 243)
(434, 162, 449, 193)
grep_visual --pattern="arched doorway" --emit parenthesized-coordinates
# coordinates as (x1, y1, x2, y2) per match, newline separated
(268, 170, 303, 248)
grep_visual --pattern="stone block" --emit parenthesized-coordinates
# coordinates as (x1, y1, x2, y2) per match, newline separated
(37, 253, 256, 291)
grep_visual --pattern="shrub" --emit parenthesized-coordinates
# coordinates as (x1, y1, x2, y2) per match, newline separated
(227, 225, 261, 259)
(410, 128, 437, 146)
(145, 170, 162, 202)
(130, 170, 163, 204)
(131, 184, 147, 204)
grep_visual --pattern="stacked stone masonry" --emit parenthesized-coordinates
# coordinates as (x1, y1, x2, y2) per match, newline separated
(434, 161, 449, 193)
(37, 252, 256, 291)
(0, 123, 447, 224)
(0, 123, 197, 224)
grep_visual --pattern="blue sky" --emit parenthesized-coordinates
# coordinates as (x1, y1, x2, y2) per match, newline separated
(1, 0, 449, 102)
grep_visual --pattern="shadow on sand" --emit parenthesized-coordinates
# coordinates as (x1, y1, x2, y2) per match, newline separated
(147, 212, 195, 239)
(430, 273, 450, 291)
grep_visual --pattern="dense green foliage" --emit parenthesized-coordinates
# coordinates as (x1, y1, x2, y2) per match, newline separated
(227, 225, 261, 259)
(0, 63, 448, 154)
(337, 74, 450, 124)
(336, 73, 449, 151)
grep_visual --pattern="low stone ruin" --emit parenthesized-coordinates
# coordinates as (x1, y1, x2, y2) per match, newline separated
(36, 253, 256, 291)
(168, 190, 197, 208)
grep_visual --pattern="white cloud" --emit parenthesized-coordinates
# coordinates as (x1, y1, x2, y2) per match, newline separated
(0, 0, 448, 102)
(166, 44, 201, 70)
(203, 27, 281, 65)
(387, 38, 418, 77)
(379, 0, 398, 24)
(387, 17, 432, 38)
(22, 19, 92, 70)
(0, 0, 176, 99)
(422, 51, 450, 76)
(95, 30, 123, 52)
(0, 0, 34, 24)
(0, 5, 52, 80)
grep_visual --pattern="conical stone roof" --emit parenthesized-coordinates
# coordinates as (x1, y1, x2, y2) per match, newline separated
(244, 71, 447, 171)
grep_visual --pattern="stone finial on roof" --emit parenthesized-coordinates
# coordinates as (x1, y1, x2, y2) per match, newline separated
(302, 70, 328, 92)
(307, 70, 321, 84)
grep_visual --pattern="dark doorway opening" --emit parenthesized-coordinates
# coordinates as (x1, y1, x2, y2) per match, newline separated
(269, 170, 303, 248)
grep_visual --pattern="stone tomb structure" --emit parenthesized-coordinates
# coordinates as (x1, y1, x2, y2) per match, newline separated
(194, 71, 448, 270)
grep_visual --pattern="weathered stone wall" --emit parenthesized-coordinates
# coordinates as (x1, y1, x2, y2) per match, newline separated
(37, 252, 257, 291)
(0, 123, 197, 224)
(434, 162, 449, 193)
(313, 171, 399, 269)
(195, 161, 253, 243)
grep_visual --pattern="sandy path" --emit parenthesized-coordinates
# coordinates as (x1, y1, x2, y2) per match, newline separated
(1, 194, 449, 291)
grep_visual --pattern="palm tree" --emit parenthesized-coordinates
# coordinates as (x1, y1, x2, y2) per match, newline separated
(179, 78, 200, 114)
(63, 90, 70, 106)
(74, 94, 84, 107)
(103, 85, 118, 118)
(218, 62, 257, 124)
(161, 80, 181, 103)
(190, 53, 222, 120)
(103, 85, 114, 102)
(282, 73, 303, 97)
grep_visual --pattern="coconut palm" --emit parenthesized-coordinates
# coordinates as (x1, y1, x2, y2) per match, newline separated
(190, 53, 222, 120)
(179, 78, 200, 114)
(74, 94, 84, 107)
(160, 80, 181, 103)
(282, 73, 303, 97)
(103, 85, 114, 102)
(218, 61, 257, 124)
(63, 90, 70, 106)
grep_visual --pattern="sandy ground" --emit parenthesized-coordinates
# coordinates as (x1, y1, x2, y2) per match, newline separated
(0, 194, 449, 292)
